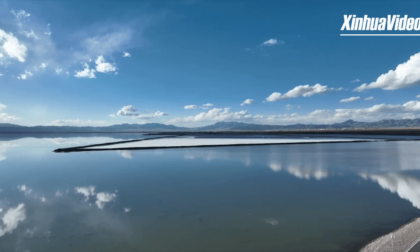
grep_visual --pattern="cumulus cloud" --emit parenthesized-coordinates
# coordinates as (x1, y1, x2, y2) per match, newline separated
(117, 105, 139, 116)
(262, 39, 279, 46)
(95, 55, 116, 73)
(117, 105, 168, 120)
(340, 96, 360, 103)
(17, 70, 32, 80)
(40, 63, 46, 69)
(74, 63, 96, 78)
(0, 103, 18, 122)
(171, 100, 420, 126)
(168, 108, 251, 125)
(241, 99, 254, 106)
(96, 192, 116, 209)
(355, 52, 420, 91)
(259, 100, 420, 124)
(184, 105, 200, 110)
(122, 52, 131, 57)
(75, 186, 96, 202)
(50, 119, 106, 126)
(0, 113, 18, 121)
(184, 103, 214, 109)
(136, 111, 168, 120)
(365, 96, 374, 101)
(0, 29, 27, 62)
(266, 84, 340, 102)
(0, 204, 26, 237)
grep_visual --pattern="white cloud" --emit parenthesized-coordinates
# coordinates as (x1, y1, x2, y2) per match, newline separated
(55, 68, 62, 74)
(74, 63, 96, 78)
(75, 186, 96, 202)
(50, 119, 106, 126)
(170, 100, 420, 126)
(262, 39, 279, 46)
(0, 29, 27, 62)
(184, 105, 200, 109)
(365, 96, 374, 101)
(40, 63, 46, 69)
(0, 204, 26, 237)
(417, 95, 420, 98)
(22, 30, 38, 40)
(117, 105, 167, 120)
(11, 10, 30, 19)
(355, 52, 420, 91)
(266, 84, 339, 102)
(136, 111, 168, 120)
(95, 55, 117, 73)
(340, 96, 360, 103)
(184, 103, 214, 109)
(117, 105, 139, 116)
(0, 113, 18, 121)
(123, 52, 131, 57)
(109, 114, 116, 118)
(17, 70, 33, 80)
(351, 79, 360, 83)
(241, 99, 254, 106)
(124, 208, 131, 213)
(0, 103, 5, 110)
(96, 192, 116, 209)
(168, 108, 251, 125)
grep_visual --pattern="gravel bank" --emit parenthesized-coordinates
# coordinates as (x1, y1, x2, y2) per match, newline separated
(360, 218, 420, 252)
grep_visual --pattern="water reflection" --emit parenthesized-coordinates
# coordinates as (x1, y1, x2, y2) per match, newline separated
(180, 142, 420, 209)
(361, 172, 420, 210)
(1, 135, 420, 252)
(0, 183, 132, 251)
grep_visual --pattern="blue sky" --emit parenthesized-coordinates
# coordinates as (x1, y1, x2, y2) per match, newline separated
(1, 0, 420, 127)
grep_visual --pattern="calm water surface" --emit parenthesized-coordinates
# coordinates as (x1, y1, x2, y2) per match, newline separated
(0, 134, 420, 252)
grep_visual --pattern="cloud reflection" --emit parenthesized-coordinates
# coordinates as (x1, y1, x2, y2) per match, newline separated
(117, 150, 132, 159)
(361, 172, 420, 209)
(0, 204, 26, 237)
(269, 162, 328, 180)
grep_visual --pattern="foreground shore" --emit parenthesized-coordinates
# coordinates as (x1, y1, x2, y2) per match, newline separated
(360, 217, 420, 252)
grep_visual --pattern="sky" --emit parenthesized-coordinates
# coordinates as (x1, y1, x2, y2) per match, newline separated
(1, 0, 420, 127)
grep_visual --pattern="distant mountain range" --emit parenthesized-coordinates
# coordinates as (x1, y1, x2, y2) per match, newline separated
(2, 119, 420, 133)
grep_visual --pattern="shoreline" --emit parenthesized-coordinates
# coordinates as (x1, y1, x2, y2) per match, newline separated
(360, 217, 420, 252)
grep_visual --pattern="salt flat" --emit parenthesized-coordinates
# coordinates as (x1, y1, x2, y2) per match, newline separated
(82, 137, 376, 150)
